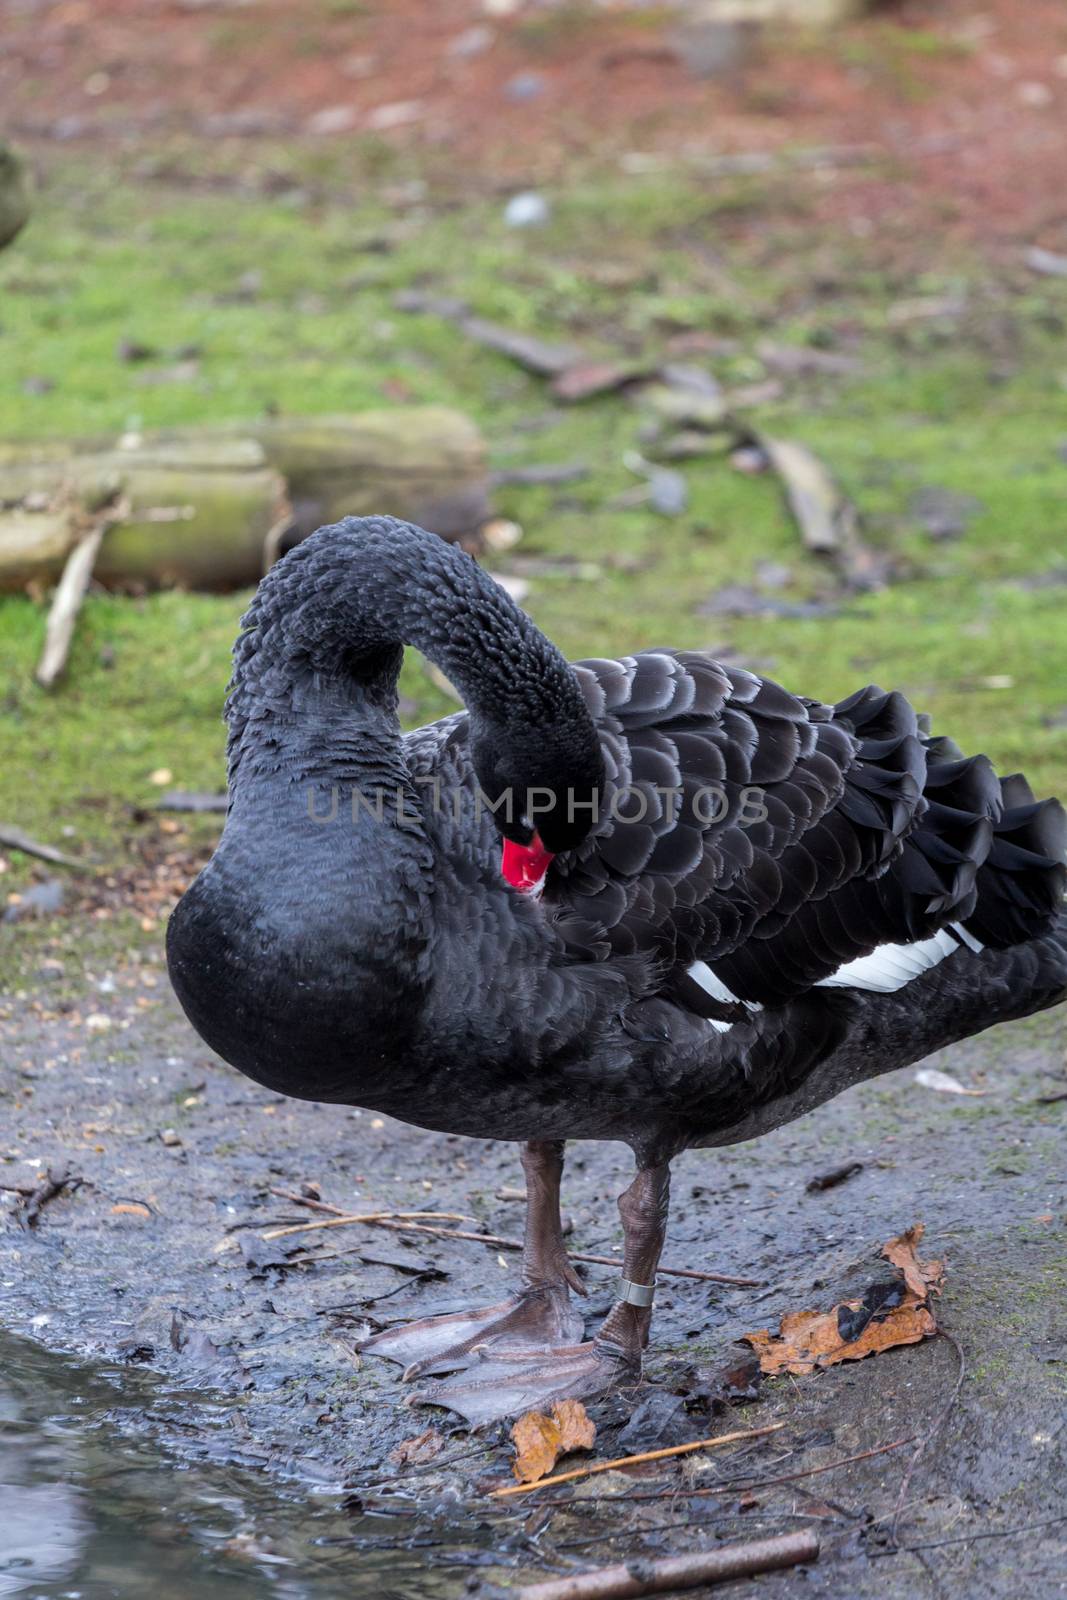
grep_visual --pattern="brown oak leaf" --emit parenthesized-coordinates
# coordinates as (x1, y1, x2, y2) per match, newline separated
(743, 1223, 945, 1377)
(511, 1399, 596, 1483)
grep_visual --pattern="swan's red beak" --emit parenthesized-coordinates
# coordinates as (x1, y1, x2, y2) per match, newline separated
(501, 831, 555, 894)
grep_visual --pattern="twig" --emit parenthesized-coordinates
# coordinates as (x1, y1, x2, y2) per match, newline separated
(267, 1201, 758, 1284)
(269, 1186, 349, 1215)
(512, 1529, 818, 1599)
(16, 1165, 78, 1230)
(576, 1434, 916, 1506)
(890, 1329, 965, 1546)
(873, 1512, 1067, 1558)
(490, 1423, 785, 1499)
(35, 525, 107, 688)
(0, 823, 86, 869)
(35, 493, 129, 689)
(261, 1211, 473, 1241)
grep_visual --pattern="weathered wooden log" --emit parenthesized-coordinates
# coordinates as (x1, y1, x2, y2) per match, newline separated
(239, 409, 490, 539)
(0, 440, 287, 591)
(0, 408, 491, 591)
(0, 143, 30, 251)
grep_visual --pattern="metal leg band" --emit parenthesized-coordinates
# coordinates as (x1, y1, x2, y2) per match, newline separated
(618, 1276, 656, 1308)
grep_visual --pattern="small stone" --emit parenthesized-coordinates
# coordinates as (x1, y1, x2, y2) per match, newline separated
(488, 573, 529, 605)
(503, 191, 550, 228)
(1017, 81, 1053, 108)
(669, 20, 751, 80)
(2, 880, 66, 923)
(366, 101, 423, 132)
(159, 1128, 182, 1147)
(731, 445, 770, 475)
(117, 337, 156, 363)
(447, 25, 493, 58)
(85, 1013, 112, 1032)
(1026, 246, 1067, 279)
(909, 486, 984, 541)
(305, 105, 357, 136)
(481, 518, 523, 551)
(339, 52, 376, 79)
(504, 72, 546, 104)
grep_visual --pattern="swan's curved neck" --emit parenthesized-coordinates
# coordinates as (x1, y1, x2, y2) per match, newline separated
(225, 517, 603, 851)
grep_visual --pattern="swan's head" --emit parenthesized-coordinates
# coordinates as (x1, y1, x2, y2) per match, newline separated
(472, 718, 604, 857)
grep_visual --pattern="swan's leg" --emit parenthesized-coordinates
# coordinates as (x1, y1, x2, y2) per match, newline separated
(411, 1162, 671, 1428)
(360, 1140, 585, 1379)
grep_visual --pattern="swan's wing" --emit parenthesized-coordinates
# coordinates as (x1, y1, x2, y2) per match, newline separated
(546, 651, 1065, 1012)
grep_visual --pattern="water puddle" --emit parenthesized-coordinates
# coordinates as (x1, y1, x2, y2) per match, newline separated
(0, 1329, 504, 1599)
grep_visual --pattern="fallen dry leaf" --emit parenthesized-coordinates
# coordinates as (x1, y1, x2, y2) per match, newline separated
(743, 1224, 945, 1376)
(512, 1399, 596, 1484)
(110, 1202, 151, 1219)
(389, 1426, 444, 1467)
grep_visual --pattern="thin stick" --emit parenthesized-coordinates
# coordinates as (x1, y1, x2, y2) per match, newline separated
(512, 1528, 818, 1599)
(270, 1186, 350, 1216)
(267, 1187, 760, 1285)
(34, 494, 128, 690)
(261, 1211, 473, 1241)
(0, 823, 86, 870)
(573, 1434, 916, 1506)
(874, 1512, 1067, 1558)
(281, 1209, 758, 1286)
(490, 1423, 785, 1499)
(36, 524, 106, 688)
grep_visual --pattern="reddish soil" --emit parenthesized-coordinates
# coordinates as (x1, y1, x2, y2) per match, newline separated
(3, 0, 1067, 246)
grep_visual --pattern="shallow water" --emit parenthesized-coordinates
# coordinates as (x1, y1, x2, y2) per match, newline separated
(0, 1330, 501, 1600)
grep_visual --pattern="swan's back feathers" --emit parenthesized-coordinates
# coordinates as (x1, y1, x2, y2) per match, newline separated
(538, 650, 1065, 1013)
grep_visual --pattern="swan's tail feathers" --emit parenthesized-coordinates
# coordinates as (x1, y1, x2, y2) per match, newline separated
(962, 776, 1067, 949)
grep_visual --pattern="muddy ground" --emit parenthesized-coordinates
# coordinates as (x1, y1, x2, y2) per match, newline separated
(2, 946, 1065, 1597)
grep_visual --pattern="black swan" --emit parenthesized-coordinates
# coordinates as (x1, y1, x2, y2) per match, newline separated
(166, 515, 1067, 1425)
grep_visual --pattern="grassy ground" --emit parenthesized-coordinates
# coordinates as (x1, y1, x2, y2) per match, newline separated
(2, 148, 1066, 962)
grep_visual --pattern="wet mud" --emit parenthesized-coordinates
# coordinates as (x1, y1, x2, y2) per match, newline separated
(1, 958, 1066, 1596)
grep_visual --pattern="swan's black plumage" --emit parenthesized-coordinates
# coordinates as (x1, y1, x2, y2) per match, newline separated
(167, 515, 1067, 1421)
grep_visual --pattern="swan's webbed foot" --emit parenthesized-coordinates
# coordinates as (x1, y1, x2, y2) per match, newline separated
(410, 1338, 640, 1429)
(359, 1284, 584, 1381)
(410, 1162, 674, 1427)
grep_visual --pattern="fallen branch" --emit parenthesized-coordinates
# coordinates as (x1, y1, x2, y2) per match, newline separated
(35, 524, 107, 687)
(490, 1423, 785, 1499)
(0, 823, 86, 869)
(756, 434, 886, 591)
(512, 1529, 818, 1598)
(35, 494, 129, 688)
